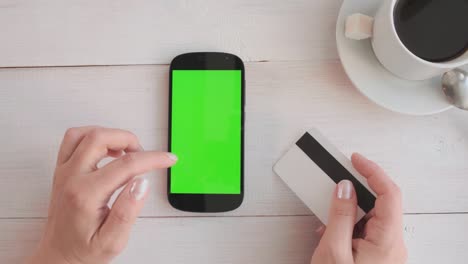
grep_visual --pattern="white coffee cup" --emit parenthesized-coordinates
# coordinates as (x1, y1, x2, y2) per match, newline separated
(348, 0, 468, 81)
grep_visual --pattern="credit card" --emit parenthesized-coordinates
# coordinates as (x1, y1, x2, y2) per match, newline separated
(273, 129, 376, 225)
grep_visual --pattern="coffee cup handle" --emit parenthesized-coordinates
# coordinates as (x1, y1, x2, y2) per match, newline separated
(345, 13, 374, 40)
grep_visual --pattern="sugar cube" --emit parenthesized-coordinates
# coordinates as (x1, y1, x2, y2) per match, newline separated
(345, 13, 374, 40)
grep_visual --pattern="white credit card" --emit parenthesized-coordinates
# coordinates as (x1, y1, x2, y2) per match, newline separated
(273, 129, 376, 225)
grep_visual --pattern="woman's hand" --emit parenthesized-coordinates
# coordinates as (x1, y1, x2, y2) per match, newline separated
(311, 153, 407, 264)
(26, 126, 177, 264)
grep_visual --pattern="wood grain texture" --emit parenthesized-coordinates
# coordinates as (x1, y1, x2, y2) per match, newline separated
(2, 215, 467, 264)
(1, 61, 468, 218)
(0, 0, 341, 67)
(1, 1, 466, 262)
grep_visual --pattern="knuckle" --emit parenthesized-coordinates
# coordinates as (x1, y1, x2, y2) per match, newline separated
(388, 184, 403, 201)
(333, 204, 356, 218)
(335, 208, 354, 217)
(111, 209, 133, 225)
(387, 180, 400, 192)
(63, 184, 90, 211)
(106, 242, 126, 257)
(126, 131, 138, 143)
(121, 152, 138, 167)
(392, 184, 402, 196)
(63, 127, 79, 141)
(87, 128, 104, 143)
(100, 238, 128, 257)
(368, 218, 388, 234)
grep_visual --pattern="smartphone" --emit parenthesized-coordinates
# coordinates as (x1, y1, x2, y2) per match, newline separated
(168, 52, 245, 212)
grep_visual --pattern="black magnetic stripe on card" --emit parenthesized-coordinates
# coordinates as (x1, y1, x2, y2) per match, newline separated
(296, 132, 376, 213)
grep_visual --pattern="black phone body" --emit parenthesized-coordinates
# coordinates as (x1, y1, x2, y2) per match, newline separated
(168, 52, 245, 212)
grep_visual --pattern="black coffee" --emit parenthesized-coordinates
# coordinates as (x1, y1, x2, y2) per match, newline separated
(394, 0, 468, 62)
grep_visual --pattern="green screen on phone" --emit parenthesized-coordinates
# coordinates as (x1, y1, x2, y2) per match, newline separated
(170, 70, 242, 194)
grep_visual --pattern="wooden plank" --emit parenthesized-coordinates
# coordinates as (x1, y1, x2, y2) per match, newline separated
(2, 214, 467, 264)
(1, 216, 320, 264)
(1, 62, 468, 218)
(0, 0, 341, 67)
(403, 214, 468, 264)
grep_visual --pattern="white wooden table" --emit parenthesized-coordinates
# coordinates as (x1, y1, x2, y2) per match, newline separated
(1, 0, 467, 263)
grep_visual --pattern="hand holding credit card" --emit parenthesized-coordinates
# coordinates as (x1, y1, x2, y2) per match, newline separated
(273, 129, 376, 225)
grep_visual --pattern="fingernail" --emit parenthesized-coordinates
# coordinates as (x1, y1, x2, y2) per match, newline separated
(130, 178, 148, 201)
(337, 180, 353, 200)
(166, 152, 178, 161)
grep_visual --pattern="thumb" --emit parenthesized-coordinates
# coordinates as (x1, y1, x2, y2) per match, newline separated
(95, 177, 149, 257)
(323, 180, 357, 252)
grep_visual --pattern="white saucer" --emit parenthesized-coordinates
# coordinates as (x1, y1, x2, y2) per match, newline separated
(336, 0, 467, 115)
